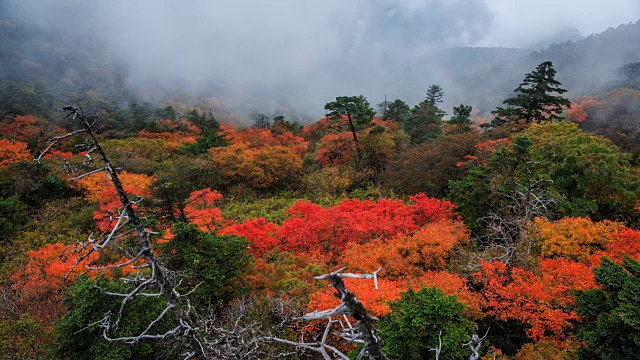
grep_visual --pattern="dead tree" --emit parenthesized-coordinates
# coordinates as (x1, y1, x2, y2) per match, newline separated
(430, 330, 442, 360)
(37, 106, 207, 359)
(480, 163, 555, 267)
(464, 328, 490, 360)
(267, 267, 387, 360)
(195, 296, 299, 359)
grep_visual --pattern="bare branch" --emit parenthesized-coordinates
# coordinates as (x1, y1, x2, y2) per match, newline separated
(464, 328, 490, 360)
(35, 129, 86, 164)
(275, 267, 387, 359)
(67, 167, 109, 180)
(430, 330, 442, 360)
(43, 105, 209, 359)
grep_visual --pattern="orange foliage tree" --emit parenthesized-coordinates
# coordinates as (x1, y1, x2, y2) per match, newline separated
(10, 243, 100, 325)
(228, 127, 309, 154)
(474, 217, 640, 342)
(566, 98, 602, 123)
(534, 217, 624, 261)
(314, 132, 355, 166)
(340, 219, 469, 278)
(474, 259, 595, 341)
(306, 270, 482, 320)
(210, 143, 303, 190)
(137, 121, 199, 147)
(0, 114, 41, 143)
(306, 277, 405, 317)
(76, 171, 154, 232)
(0, 138, 31, 169)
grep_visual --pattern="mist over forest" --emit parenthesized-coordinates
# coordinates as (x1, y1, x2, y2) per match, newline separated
(3, 2, 640, 359)
(2, 0, 640, 121)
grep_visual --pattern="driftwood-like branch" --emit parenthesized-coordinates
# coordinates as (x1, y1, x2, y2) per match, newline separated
(464, 328, 490, 360)
(270, 267, 387, 359)
(37, 106, 208, 359)
(430, 330, 442, 360)
(478, 163, 556, 266)
(34, 129, 87, 164)
(266, 319, 350, 360)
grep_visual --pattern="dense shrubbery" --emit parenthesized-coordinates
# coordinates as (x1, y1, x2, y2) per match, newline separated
(1, 60, 639, 359)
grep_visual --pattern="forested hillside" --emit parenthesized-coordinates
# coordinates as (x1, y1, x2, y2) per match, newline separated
(1, 4, 640, 360)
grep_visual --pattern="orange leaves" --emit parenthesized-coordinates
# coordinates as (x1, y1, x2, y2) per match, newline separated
(10, 243, 100, 323)
(0, 138, 30, 169)
(0, 114, 40, 142)
(535, 217, 624, 261)
(475, 219, 640, 342)
(211, 127, 309, 189)
(305, 270, 480, 320)
(77, 171, 154, 203)
(227, 127, 309, 154)
(76, 171, 154, 232)
(417, 271, 484, 317)
(210, 143, 303, 190)
(475, 258, 596, 341)
(340, 220, 469, 279)
(233, 128, 279, 147)
(273, 131, 310, 155)
(307, 278, 405, 317)
(567, 98, 602, 123)
(594, 227, 640, 263)
(315, 132, 355, 166)
(184, 188, 224, 232)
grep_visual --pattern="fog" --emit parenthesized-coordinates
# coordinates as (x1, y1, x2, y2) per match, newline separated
(3, 0, 640, 119)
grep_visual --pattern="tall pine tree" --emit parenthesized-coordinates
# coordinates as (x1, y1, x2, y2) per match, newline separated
(493, 61, 571, 124)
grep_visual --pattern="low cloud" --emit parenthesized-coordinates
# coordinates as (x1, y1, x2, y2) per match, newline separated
(4, 0, 640, 118)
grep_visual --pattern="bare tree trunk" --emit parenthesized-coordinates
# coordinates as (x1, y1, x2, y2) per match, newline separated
(272, 267, 387, 359)
(346, 113, 363, 169)
(324, 274, 385, 359)
(38, 106, 208, 359)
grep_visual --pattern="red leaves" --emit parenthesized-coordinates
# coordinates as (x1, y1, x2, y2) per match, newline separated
(315, 132, 355, 166)
(184, 188, 224, 232)
(221, 194, 459, 264)
(219, 218, 278, 257)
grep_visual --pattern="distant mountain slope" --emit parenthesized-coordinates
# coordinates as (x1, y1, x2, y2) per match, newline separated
(453, 21, 640, 114)
(1, 11, 638, 120)
(0, 17, 130, 115)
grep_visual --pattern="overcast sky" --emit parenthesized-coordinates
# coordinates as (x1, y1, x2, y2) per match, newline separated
(4, 0, 640, 116)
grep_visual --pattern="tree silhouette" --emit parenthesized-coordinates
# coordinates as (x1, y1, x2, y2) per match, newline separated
(493, 61, 571, 123)
(324, 95, 375, 167)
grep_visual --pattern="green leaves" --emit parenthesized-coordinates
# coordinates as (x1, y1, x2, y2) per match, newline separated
(324, 95, 375, 130)
(381, 287, 476, 360)
(55, 275, 170, 360)
(492, 61, 571, 124)
(576, 256, 640, 359)
(163, 223, 252, 308)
